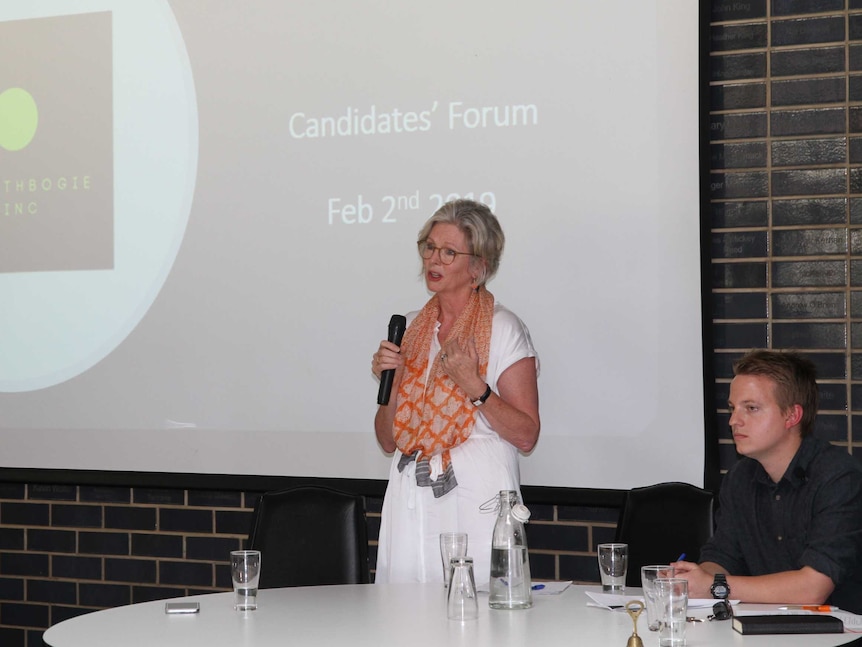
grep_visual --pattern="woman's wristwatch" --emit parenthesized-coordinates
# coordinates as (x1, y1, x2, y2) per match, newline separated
(472, 384, 492, 406)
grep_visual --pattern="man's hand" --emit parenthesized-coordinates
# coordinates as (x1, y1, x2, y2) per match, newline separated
(672, 560, 722, 599)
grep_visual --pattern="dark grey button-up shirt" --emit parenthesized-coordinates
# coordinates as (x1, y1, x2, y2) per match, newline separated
(700, 435, 862, 614)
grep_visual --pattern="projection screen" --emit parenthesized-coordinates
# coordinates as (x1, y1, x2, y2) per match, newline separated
(0, 0, 704, 490)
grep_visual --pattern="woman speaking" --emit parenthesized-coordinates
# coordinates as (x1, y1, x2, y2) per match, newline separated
(371, 199, 540, 583)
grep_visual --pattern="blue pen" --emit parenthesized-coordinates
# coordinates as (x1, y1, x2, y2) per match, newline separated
(676, 553, 687, 561)
(531, 584, 545, 590)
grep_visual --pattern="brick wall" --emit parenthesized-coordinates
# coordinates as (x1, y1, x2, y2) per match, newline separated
(0, 483, 255, 646)
(708, 0, 862, 466)
(0, 481, 617, 647)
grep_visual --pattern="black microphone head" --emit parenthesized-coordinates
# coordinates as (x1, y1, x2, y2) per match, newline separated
(388, 314, 407, 344)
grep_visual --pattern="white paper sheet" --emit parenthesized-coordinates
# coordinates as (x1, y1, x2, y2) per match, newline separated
(585, 590, 739, 610)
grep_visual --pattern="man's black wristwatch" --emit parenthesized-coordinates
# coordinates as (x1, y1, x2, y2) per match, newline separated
(710, 573, 730, 600)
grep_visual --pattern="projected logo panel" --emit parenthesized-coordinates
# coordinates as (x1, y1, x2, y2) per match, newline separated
(0, 1, 198, 392)
(0, 12, 113, 273)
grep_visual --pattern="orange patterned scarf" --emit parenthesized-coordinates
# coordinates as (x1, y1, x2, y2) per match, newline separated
(393, 287, 494, 496)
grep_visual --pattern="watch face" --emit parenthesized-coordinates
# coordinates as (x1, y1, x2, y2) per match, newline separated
(712, 584, 729, 598)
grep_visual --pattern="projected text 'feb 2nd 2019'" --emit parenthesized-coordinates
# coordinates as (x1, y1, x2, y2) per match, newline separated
(327, 191, 497, 225)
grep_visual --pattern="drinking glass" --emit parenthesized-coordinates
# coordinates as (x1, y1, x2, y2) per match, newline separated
(641, 565, 676, 631)
(439, 532, 468, 588)
(655, 577, 688, 647)
(447, 556, 478, 621)
(596, 543, 628, 592)
(230, 550, 261, 611)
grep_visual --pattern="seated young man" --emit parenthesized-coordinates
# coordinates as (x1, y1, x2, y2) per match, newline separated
(674, 349, 862, 614)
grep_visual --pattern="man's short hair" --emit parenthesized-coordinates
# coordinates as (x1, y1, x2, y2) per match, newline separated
(733, 349, 819, 437)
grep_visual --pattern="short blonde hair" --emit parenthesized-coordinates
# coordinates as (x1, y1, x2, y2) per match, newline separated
(416, 199, 504, 286)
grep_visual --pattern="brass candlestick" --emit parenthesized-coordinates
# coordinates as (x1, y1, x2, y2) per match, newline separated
(625, 600, 645, 647)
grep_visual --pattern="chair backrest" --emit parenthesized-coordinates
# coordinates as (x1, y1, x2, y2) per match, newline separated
(614, 481, 714, 588)
(247, 485, 370, 588)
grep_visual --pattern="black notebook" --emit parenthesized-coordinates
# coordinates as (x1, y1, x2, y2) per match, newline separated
(732, 614, 844, 635)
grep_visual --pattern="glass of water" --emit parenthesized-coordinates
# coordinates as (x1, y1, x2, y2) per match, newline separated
(655, 577, 688, 647)
(230, 550, 261, 611)
(596, 543, 628, 592)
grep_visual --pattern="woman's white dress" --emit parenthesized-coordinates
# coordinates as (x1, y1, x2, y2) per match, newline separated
(374, 304, 538, 586)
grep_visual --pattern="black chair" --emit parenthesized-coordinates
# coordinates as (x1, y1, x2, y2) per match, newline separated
(614, 482, 714, 588)
(247, 485, 370, 588)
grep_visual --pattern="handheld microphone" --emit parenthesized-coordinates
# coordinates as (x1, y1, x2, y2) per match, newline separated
(377, 314, 407, 405)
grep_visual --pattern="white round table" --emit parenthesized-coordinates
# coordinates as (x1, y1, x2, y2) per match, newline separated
(42, 583, 860, 647)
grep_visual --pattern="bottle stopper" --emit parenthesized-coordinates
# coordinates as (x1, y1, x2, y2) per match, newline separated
(512, 504, 530, 522)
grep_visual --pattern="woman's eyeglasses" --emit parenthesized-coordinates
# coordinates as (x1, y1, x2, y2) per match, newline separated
(418, 241, 476, 265)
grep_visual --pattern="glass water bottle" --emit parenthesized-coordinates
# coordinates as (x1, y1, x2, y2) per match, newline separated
(488, 489, 532, 609)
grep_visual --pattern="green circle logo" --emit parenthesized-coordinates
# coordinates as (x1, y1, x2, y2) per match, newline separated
(0, 87, 39, 151)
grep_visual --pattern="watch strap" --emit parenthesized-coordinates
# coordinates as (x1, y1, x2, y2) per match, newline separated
(472, 384, 492, 406)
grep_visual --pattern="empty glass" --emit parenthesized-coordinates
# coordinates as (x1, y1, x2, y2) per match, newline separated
(447, 556, 478, 621)
(641, 565, 676, 631)
(439, 532, 468, 588)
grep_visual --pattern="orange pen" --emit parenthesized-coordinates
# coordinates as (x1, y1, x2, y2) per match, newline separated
(778, 605, 838, 612)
